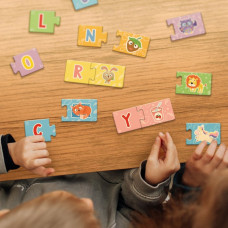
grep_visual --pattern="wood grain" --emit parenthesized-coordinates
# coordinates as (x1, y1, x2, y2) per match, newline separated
(0, 0, 228, 181)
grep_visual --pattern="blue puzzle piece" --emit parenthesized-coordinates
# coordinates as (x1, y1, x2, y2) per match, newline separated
(72, 0, 98, 10)
(186, 123, 221, 145)
(24, 119, 56, 142)
(61, 99, 97, 122)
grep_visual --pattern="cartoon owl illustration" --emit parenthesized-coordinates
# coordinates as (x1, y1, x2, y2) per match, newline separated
(179, 19, 197, 34)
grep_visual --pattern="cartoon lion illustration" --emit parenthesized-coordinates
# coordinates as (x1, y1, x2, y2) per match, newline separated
(186, 75, 207, 94)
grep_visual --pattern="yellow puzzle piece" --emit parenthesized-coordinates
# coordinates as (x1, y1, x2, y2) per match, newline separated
(113, 30, 150, 57)
(64, 60, 96, 84)
(77, 25, 107, 47)
(89, 63, 125, 88)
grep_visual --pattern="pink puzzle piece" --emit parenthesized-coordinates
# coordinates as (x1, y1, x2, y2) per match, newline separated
(113, 107, 144, 134)
(10, 48, 44, 77)
(167, 12, 206, 41)
(136, 98, 175, 128)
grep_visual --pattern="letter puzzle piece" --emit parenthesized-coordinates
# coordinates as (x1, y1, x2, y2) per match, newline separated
(89, 63, 125, 88)
(167, 12, 206, 41)
(176, 72, 212, 96)
(113, 98, 175, 134)
(61, 99, 97, 122)
(24, 119, 56, 142)
(11, 48, 44, 77)
(64, 60, 96, 84)
(186, 123, 221, 145)
(29, 10, 60, 34)
(78, 25, 107, 47)
(113, 30, 150, 58)
(65, 60, 125, 88)
(72, 0, 98, 10)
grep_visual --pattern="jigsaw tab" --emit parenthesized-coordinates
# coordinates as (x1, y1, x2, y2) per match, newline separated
(89, 63, 125, 88)
(176, 72, 212, 95)
(10, 48, 44, 77)
(29, 10, 61, 34)
(78, 25, 107, 47)
(186, 123, 221, 145)
(24, 118, 56, 142)
(113, 30, 150, 57)
(64, 60, 96, 84)
(72, 0, 98, 10)
(167, 12, 206, 41)
(61, 99, 97, 122)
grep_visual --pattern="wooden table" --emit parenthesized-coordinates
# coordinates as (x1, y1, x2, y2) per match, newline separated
(0, 0, 228, 181)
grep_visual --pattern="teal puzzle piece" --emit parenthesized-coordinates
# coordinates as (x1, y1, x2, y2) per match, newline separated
(24, 119, 56, 142)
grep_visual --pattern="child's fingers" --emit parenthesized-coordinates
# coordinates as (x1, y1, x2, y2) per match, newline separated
(27, 135, 45, 143)
(31, 166, 55, 177)
(32, 142, 47, 150)
(164, 132, 177, 163)
(192, 141, 207, 160)
(209, 143, 226, 168)
(30, 150, 49, 159)
(148, 136, 161, 161)
(201, 140, 217, 164)
(218, 149, 228, 170)
(31, 158, 52, 168)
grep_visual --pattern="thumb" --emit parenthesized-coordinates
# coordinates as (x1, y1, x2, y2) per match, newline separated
(148, 136, 161, 160)
(31, 167, 55, 177)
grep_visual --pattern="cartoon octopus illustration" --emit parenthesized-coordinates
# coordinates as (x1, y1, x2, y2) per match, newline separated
(179, 19, 197, 34)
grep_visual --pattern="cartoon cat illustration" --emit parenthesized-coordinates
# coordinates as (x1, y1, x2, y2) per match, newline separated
(72, 103, 91, 120)
(179, 19, 197, 34)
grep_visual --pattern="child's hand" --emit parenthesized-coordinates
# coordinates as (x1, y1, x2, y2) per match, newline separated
(145, 132, 180, 185)
(182, 140, 228, 187)
(8, 136, 55, 177)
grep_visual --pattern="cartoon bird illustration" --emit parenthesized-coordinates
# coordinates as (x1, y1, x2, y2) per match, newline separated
(127, 37, 142, 52)
(101, 66, 118, 84)
(179, 19, 197, 34)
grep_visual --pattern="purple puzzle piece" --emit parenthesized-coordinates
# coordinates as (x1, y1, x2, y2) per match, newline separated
(10, 48, 44, 77)
(167, 12, 206, 41)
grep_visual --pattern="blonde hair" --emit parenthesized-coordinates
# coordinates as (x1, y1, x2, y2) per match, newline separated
(0, 191, 100, 228)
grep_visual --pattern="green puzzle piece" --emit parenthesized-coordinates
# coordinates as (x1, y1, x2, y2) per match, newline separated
(29, 10, 60, 34)
(176, 72, 212, 96)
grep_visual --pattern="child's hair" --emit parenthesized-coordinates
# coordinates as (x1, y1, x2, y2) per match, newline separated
(0, 191, 100, 228)
(131, 169, 228, 228)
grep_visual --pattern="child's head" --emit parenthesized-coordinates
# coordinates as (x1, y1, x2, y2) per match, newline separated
(0, 191, 100, 228)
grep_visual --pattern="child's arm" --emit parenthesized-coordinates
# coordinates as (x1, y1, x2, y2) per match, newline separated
(121, 132, 180, 214)
(0, 134, 55, 177)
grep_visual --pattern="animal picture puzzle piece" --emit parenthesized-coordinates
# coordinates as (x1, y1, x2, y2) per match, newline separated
(29, 10, 60, 33)
(176, 72, 212, 95)
(89, 63, 125, 88)
(61, 99, 97, 122)
(64, 60, 96, 84)
(113, 107, 144, 133)
(72, 0, 98, 10)
(24, 119, 56, 142)
(78, 25, 107, 47)
(167, 12, 206, 41)
(136, 98, 175, 128)
(186, 123, 221, 145)
(11, 48, 44, 77)
(113, 98, 175, 134)
(113, 30, 150, 57)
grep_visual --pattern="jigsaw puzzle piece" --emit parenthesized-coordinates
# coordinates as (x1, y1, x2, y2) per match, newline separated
(64, 60, 96, 84)
(113, 30, 150, 58)
(11, 48, 44, 77)
(167, 12, 206, 41)
(29, 10, 60, 34)
(89, 63, 125, 88)
(72, 0, 98, 10)
(61, 99, 97, 122)
(136, 98, 175, 128)
(176, 72, 212, 95)
(24, 119, 56, 142)
(186, 123, 221, 145)
(78, 25, 107, 47)
(113, 107, 144, 134)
